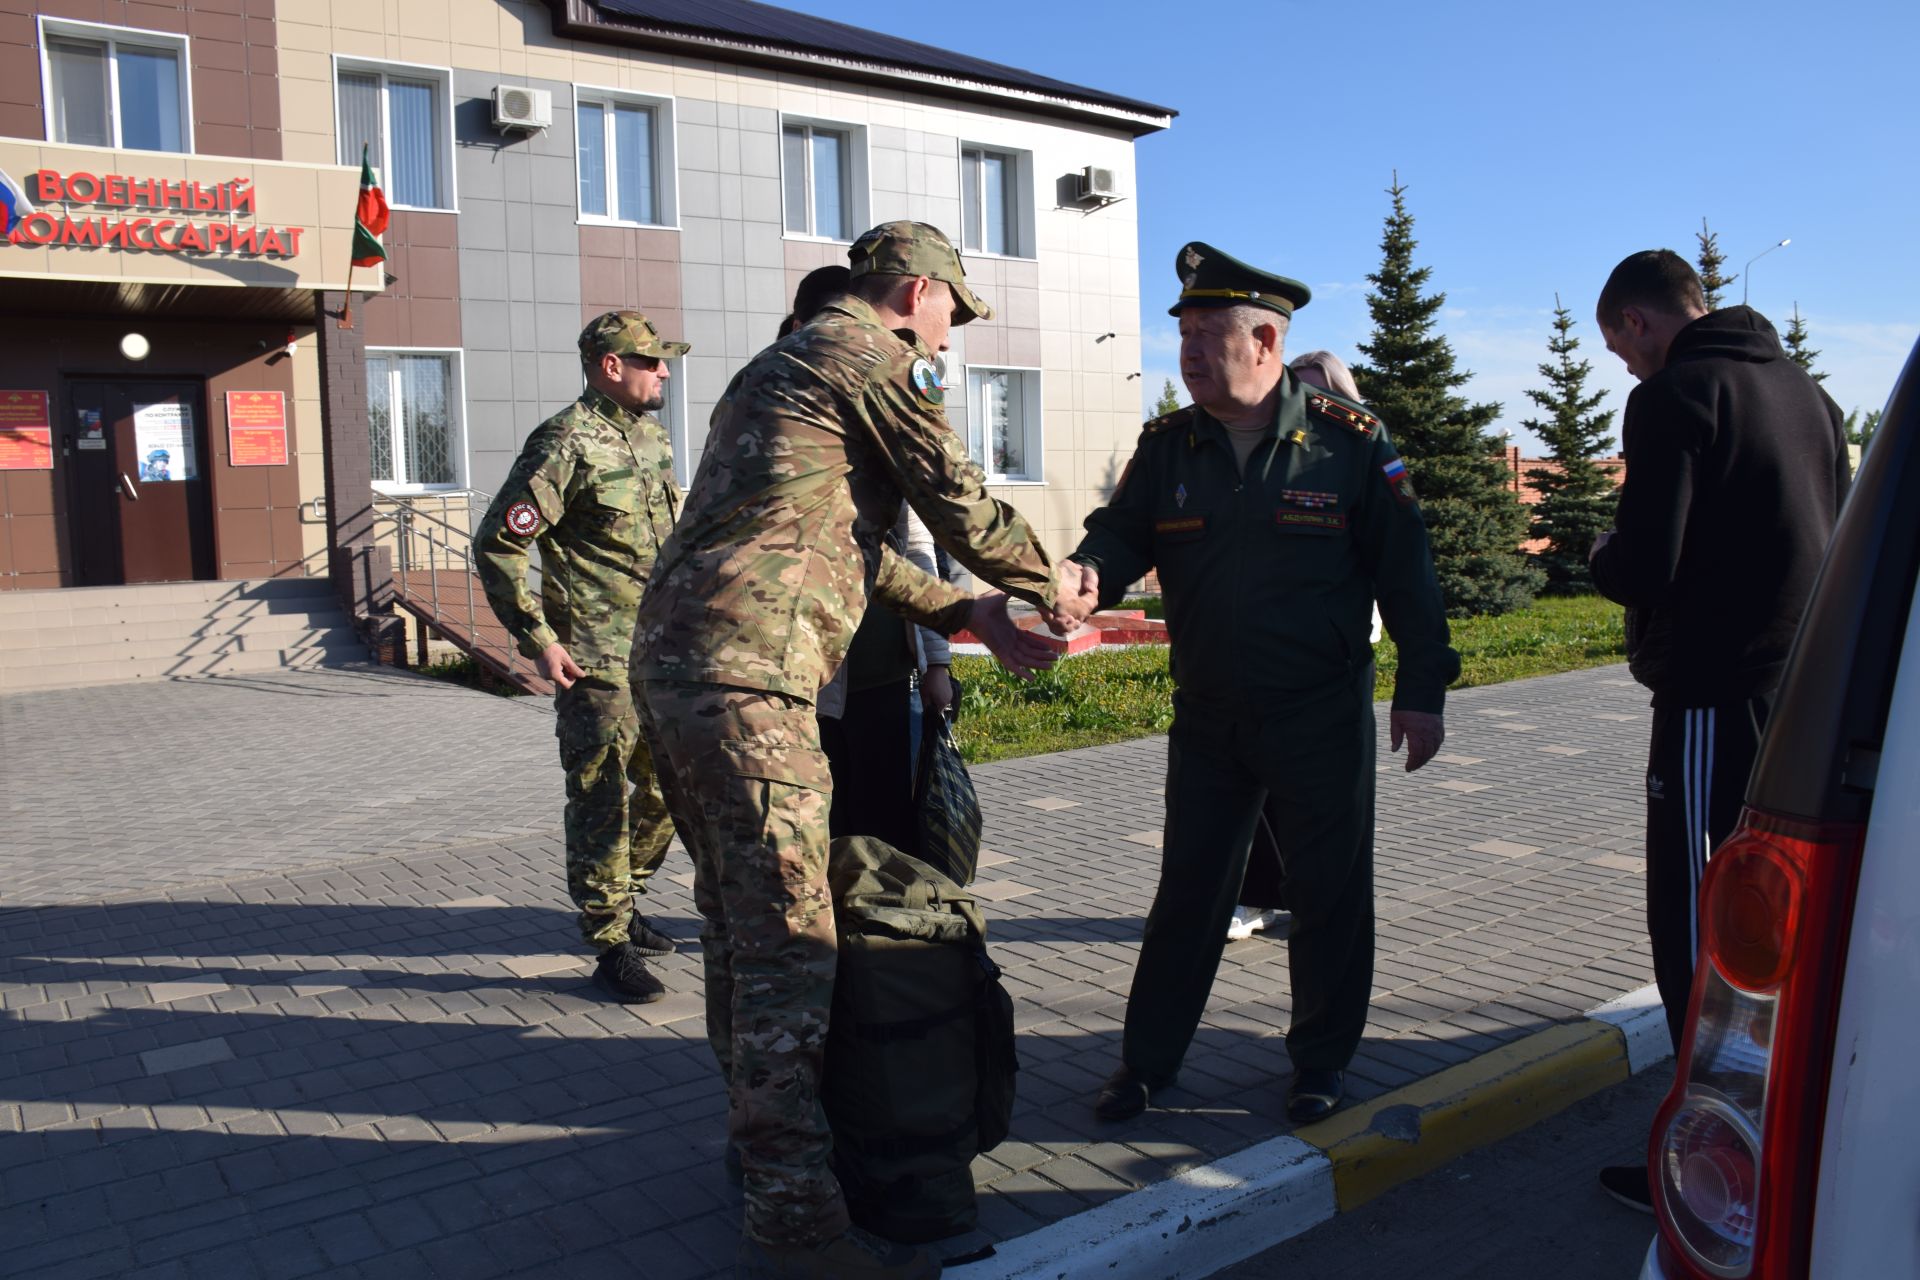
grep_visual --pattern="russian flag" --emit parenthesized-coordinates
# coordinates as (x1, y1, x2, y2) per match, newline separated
(1, 167, 34, 243)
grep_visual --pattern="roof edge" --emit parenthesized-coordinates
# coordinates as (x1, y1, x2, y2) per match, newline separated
(543, 0, 1174, 138)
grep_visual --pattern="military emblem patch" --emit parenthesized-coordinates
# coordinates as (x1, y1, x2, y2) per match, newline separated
(505, 501, 542, 537)
(909, 359, 944, 406)
(1381, 458, 1417, 505)
(1175, 483, 1188, 509)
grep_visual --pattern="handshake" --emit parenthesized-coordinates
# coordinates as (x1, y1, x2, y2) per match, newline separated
(963, 560, 1104, 683)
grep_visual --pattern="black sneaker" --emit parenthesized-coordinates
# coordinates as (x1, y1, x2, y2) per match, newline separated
(592, 942, 665, 1004)
(1600, 1163, 1654, 1213)
(626, 911, 676, 957)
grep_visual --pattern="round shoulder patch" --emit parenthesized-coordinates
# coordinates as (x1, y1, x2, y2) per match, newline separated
(504, 501, 542, 537)
(909, 358, 945, 406)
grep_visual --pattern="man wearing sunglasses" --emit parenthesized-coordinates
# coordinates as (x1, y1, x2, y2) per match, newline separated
(475, 310, 692, 1004)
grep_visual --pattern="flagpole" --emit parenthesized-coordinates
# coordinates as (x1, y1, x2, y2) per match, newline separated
(339, 259, 356, 329)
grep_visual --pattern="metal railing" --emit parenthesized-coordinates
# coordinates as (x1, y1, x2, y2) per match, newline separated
(372, 488, 543, 691)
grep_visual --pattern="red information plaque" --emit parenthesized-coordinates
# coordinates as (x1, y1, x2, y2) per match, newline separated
(0, 390, 53, 471)
(226, 390, 289, 466)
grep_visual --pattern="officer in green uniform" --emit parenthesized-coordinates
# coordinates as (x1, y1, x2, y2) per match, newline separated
(473, 310, 690, 1004)
(1068, 242, 1460, 1124)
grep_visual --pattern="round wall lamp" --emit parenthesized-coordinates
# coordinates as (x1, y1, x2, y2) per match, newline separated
(120, 332, 151, 361)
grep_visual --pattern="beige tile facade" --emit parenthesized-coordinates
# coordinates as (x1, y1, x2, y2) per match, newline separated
(272, 0, 1157, 556)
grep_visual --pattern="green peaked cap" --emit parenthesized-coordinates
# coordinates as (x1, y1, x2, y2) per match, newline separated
(1168, 241, 1311, 318)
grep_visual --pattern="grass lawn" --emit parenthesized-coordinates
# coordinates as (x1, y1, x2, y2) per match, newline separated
(951, 594, 1627, 764)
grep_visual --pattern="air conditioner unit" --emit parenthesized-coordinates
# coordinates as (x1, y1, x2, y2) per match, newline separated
(492, 85, 552, 132)
(1078, 165, 1122, 202)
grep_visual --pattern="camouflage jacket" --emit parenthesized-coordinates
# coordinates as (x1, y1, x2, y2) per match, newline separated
(634, 295, 1058, 700)
(473, 388, 679, 675)
(1070, 373, 1459, 714)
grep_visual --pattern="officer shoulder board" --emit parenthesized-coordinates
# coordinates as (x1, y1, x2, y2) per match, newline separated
(1305, 391, 1380, 439)
(1140, 404, 1197, 437)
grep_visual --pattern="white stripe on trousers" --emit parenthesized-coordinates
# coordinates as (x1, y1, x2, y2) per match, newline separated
(1683, 708, 1717, 971)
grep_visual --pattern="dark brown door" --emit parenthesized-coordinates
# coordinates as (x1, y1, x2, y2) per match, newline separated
(66, 380, 215, 585)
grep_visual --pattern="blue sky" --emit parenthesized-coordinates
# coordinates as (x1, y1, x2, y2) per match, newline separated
(781, 0, 1916, 450)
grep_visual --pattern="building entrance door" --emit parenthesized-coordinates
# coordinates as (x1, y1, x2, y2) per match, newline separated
(65, 380, 215, 585)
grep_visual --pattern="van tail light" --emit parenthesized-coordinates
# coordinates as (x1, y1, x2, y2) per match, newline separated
(1649, 808, 1864, 1279)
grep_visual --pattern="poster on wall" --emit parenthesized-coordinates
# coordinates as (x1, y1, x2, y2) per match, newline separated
(225, 391, 289, 466)
(0, 390, 54, 470)
(133, 401, 198, 481)
(76, 407, 106, 450)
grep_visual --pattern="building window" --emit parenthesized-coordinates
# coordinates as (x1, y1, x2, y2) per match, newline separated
(653, 358, 691, 489)
(782, 120, 859, 241)
(40, 21, 189, 153)
(336, 62, 452, 210)
(961, 146, 1022, 257)
(967, 367, 1042, 482)
(368, 351, 463, 490)
(576, 90, 675, 226)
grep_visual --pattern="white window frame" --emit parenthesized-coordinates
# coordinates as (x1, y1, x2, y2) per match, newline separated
(572, 83, 679, 229)
(332, 55, 457, 214)
(38, 17, 194, 154)
(779, 114, 868, 244)
(964, 364, 1044, 484)
(958, 142, 1035, 260)
(652, 357, 692, 490)
(366, 347, 468, 495)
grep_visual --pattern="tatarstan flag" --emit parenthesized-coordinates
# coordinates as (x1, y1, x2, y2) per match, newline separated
(350, 144, 389, 268)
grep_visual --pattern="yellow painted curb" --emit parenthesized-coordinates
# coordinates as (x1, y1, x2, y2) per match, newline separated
(1294, 1020, 1631, 1211)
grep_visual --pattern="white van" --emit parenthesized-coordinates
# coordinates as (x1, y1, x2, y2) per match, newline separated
(1639, 339, 1920, 1279)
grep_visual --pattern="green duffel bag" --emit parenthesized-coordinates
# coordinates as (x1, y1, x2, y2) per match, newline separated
(824, 836, 1018, 1243)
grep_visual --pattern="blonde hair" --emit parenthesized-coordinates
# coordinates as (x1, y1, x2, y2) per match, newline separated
(1289, 349, 1362, 401)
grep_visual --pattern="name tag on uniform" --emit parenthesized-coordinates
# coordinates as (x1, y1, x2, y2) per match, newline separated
(600, 467, 635, 482)
(1154, 516, 1207, 536)
(1275, 510, 1346, 531)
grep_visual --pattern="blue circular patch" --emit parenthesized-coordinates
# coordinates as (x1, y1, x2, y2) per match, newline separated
(910, 359, 945, 406)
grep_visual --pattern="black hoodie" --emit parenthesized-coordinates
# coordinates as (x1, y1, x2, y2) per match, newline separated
(1590, 306, 1850, 707)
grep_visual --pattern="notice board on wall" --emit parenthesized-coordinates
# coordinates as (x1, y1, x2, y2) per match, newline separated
(0, 390, 53, 470)
(226, 391, 289, 466)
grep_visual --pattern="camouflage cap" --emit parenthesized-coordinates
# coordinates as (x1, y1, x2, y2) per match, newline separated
(1168, 241, 1311, 319)
(578, 310, 692, 362)
(847, 221, 993, 324)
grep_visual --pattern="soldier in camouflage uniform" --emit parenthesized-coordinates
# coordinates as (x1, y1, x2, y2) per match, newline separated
(474, 311, 690, 1004)
(633, 223, 1092, 1278)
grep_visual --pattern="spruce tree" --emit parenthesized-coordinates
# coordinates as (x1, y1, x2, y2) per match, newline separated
(1153, 377, 1182, 417)
(1522, 297, 1618, 594)
(1351, 176, 1540, 617)
(1784, 303, 1827, 382)
(1696, 218, 1737, 310)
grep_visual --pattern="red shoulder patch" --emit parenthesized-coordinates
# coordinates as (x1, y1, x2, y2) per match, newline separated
(504, 501, 542, 537)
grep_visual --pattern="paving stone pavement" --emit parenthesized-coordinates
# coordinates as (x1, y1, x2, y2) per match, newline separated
(0, 663, 1656, 1279)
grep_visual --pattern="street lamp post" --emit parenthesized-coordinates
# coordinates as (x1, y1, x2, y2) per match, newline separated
(1742, 238, 1790, 306)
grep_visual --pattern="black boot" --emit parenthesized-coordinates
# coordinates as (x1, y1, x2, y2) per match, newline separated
(592, 941, 665, 1004)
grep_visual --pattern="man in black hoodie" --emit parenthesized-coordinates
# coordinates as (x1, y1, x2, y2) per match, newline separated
(1587, 249, 1850, 1209)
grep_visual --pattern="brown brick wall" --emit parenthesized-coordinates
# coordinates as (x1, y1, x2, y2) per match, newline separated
(0, 0, 280, 160)
(0, 312, 307, 588)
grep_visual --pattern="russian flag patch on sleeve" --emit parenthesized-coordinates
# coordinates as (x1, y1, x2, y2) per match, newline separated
(1381, 457, 1416, 505)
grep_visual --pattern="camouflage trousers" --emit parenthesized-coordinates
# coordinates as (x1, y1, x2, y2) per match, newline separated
(555, 673, 675, 951)
(637, 679, 849, 1248)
